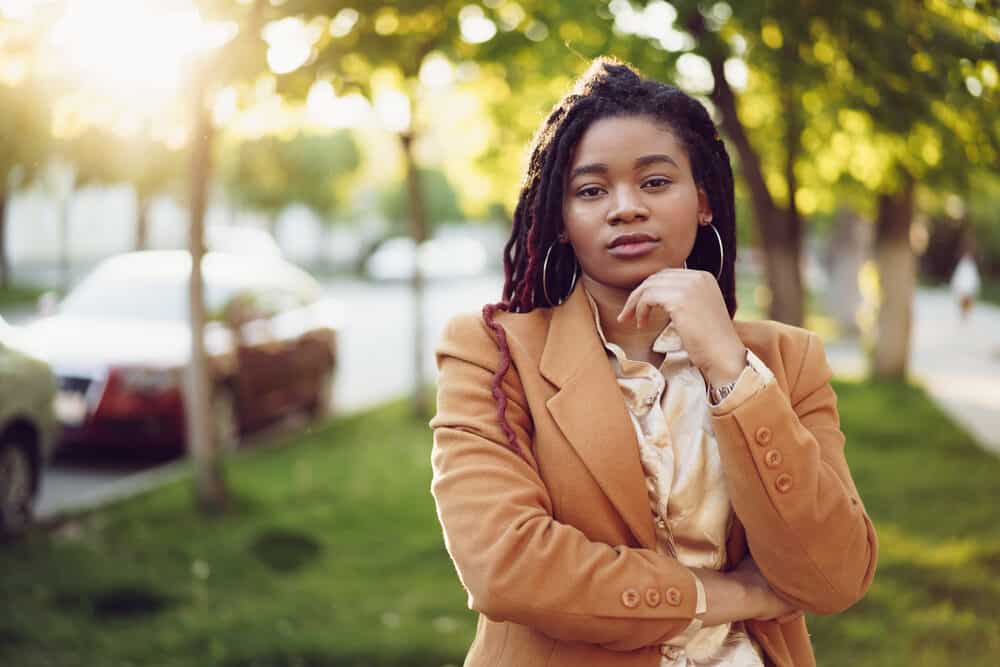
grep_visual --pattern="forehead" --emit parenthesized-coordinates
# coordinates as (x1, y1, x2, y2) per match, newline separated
(569, 115, 690, 170)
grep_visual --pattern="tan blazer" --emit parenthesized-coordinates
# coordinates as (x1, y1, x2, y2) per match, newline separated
(430, 284, 877, 667)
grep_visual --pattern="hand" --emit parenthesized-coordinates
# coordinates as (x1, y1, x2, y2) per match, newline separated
(616, 268, 746, 387)
(731, 558, 803, 623)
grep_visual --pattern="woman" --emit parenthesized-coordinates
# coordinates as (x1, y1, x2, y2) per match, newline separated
(430, 58, 877, 667)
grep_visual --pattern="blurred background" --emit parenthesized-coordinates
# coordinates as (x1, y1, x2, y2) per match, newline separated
(0, 1, 998, 665)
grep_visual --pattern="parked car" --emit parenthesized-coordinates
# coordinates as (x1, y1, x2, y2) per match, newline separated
(16, 251, 339, 456)
(0, 315, 59, 538)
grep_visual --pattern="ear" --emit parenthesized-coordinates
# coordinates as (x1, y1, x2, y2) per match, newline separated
(697, 187, 713, 226)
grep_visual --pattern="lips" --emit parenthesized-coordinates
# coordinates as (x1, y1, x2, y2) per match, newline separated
(607, 232, 659, 249)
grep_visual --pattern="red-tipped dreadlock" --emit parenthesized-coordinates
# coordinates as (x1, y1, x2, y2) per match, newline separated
(484, 57, 740, 457)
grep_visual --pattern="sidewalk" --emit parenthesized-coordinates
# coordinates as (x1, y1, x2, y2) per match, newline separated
(825, 288, 1000, 456)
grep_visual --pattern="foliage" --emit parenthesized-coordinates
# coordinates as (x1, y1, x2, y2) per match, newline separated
(219, 130, 361, 220)
(376, 167, 463, 233)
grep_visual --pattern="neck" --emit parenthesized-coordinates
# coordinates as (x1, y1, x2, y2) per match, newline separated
(581, 275, 669, 356)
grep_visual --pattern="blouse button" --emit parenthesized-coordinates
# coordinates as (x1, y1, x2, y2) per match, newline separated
(755, 427, 772, 446)
(665, 587, 683, 606)
(645, 588, 662, 607)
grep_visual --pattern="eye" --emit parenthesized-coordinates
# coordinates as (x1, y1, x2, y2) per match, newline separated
(642, 177, 672, 189)
(576, 185, 606, 199)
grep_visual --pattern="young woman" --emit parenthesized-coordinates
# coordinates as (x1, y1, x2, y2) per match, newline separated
(430, 58, 877, 667)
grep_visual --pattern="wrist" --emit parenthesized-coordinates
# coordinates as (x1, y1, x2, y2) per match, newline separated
(705, 346, 748, 388)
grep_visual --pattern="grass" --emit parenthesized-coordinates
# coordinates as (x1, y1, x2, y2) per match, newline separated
(979, 279, 1000, 308)
(0, 283, 46, 310)
(2, 382, 1000, 666)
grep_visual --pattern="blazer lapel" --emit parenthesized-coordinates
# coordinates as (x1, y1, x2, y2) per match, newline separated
(540, 284, 656, 549)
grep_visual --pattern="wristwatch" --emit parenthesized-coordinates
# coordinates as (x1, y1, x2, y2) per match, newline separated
(709, 379, 738, 405)
(708, 350, 749, 405)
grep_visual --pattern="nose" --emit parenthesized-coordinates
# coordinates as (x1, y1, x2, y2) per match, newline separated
(606, 186, 649, 225)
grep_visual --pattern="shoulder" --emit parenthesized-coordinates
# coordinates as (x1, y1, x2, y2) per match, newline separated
(734, 319, 830, 393)
(437, 307, 553, 366)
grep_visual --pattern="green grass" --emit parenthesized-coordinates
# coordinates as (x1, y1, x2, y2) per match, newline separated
(0, 283, 46, 310)
(980, 279, 1000, 308)
(2, 383, 999, 666)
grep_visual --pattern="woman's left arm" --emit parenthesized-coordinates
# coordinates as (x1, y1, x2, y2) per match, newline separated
(620, 268, 878, 615)
(710, 330, 878, 615)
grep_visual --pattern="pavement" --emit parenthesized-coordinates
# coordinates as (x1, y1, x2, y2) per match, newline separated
(824, 287, 1000, 456)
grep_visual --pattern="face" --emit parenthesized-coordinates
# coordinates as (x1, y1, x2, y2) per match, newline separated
(561, 114, 712, 293)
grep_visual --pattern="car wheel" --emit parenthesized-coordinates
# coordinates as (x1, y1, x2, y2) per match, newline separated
(212, 387, 240, 454)
(0, 439, 36, 539)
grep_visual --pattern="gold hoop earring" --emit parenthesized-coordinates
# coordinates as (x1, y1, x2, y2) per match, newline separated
(542, 241, 578, 306)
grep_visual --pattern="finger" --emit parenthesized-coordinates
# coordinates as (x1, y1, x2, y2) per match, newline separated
(635, 292, 661, 329)
(776, 610, 805, 624)
(617, 285, 645, 323)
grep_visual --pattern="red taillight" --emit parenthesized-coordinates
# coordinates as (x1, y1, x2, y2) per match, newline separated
(96, 368, 184, 417)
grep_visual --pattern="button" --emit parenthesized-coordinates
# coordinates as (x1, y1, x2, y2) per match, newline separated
(755, 426, 772, 445)
(644, 588, 662, 607)
(665, 587, 683, 606)
(621, 588, 641, 608)
(644, 394, 656, 406)
(775, 472, 793, 493)
(764, 449, 783, 468)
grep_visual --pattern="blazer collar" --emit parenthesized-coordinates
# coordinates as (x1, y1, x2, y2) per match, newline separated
(540, 283, 656, 549)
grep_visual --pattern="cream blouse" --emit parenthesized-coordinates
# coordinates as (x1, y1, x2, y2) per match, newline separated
(585, 291, 775, 666)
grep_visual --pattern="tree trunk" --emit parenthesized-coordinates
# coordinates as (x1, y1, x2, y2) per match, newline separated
(0, 189, 8, 289)
(186, 73, 228, 514)
(135, 193, 150, 251)
(708, 50, 804, 325)
(58, 186, 74, 293)
(399, 130, 429, 417)
(872, 176, 916, 380)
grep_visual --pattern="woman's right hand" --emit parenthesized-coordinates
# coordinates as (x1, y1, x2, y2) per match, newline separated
(692, 558, 803, 626)
(729, 558, 803, 622)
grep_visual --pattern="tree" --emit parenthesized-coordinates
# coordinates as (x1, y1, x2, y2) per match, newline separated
(185, 0, 271, 512)
(219, 129, 361, 228)
(376, 167, 463, 236)
(0, 23, 50, 288)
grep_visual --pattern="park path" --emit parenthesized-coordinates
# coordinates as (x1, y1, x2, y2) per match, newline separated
(825, 288, 1000, 455)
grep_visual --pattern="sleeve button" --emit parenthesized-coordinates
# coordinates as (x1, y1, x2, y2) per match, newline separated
(755, 427, 772, 445)
(644, 588, 662, 607)
(665, 587, 683, 606)
(621, 587, 641, 608)
(775, 472, 793, 493)
(764, 449, 783, 468)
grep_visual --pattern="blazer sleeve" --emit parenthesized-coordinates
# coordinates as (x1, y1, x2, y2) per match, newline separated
(429, 313, 701, 651)
(711, 330, 878, 615)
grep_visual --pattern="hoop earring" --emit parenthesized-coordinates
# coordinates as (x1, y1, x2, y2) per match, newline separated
(542, 241, 578, 306)
(708, 222, 724, 281)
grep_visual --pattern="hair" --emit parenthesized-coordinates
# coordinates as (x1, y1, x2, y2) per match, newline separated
(483, 57, 739, 456)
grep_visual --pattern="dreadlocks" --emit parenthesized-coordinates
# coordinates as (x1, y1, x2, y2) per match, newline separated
(483, 57, 739, 455)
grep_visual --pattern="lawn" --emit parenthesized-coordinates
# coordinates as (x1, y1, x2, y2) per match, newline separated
(2, 381, 999, 666)
(0, 283, 46, 310)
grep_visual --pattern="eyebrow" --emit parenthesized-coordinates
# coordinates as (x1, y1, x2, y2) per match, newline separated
(568, 154, 680, 181)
